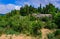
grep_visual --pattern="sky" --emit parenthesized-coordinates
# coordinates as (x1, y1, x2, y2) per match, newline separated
(0, 0, 60, 14)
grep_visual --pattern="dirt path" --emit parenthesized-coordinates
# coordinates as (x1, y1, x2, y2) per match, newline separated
(41, 28, 52, 39)
(0, 34, 36, 39)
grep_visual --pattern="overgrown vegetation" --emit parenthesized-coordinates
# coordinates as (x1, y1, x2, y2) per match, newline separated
(0, 3, 60, 38)
(47, 29, 60, 39)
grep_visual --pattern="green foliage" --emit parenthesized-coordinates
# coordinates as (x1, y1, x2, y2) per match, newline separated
(30, 15, 36, 21)
(54, 29, 60, 36)
(47, 33, 55, 39)
(32, 20, 44, 29)
(54, 13, 60, 28)
(28, 20, 43, 37)
(0, 16, 8, 27)
(29, 5, 38, 14)
(0, 27, 5, 34)
(45, 21, 57, 29)
(5, 29, 17, 35)
(20, 5, 29, 16)
(47, 31, 60, 39)
(20, 5, 38, 16)
(0, 3, 60, 38)
(42, 3, 56, 14)
(40, 16, 50, 22)
(38, 4, 42, 13)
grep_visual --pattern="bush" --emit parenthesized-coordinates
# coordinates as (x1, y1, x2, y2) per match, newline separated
(32, 20, 44, 29)
(53, 29, 60, 39)
(47, 31, 60, 39)
(0, 27, 5, 35)
(30, 20, 43, 36)
(47, 33, 55, 39)
(5, 29, 19, 35)
(54, 13, 60, 28)
(45, 21, 57, 29)
(40, 16, 51, 22)
(0, 19, 8, 27)
(30, 15, 36, 21)
(54, 29, 60, 36)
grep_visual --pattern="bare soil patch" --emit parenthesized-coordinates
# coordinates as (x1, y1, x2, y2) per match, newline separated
(0, 29, 53, 39)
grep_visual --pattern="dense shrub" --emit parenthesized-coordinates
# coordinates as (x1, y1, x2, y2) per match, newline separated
(54, 13, 60, 28)
(0, 27, 5, 35)
(54, 29, 60, 36)
(0, 15, 43, 37)
(53, 30, 60, 39)
(29, 20, 43, 37)
(32, 20, 44, 29)
(5, 28, 20, 35)
(47, 31, 60, 39)
(0, 17, 8, 27)
(47, 33, 56, 39)
(47, 33, 55, 39)
(40, 16, 50, 22)
(45, 21, 57, 29)
(30, 15, 36, 21)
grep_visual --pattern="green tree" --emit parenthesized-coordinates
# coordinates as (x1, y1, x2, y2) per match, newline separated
(38, 4, 42, 13)
(20, 4, 29, 16)
(42, 3, 56, 14)
(20, 5, 38, 16)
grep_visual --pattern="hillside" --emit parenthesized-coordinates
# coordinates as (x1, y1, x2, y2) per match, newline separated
(0, 3, 60, 39)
